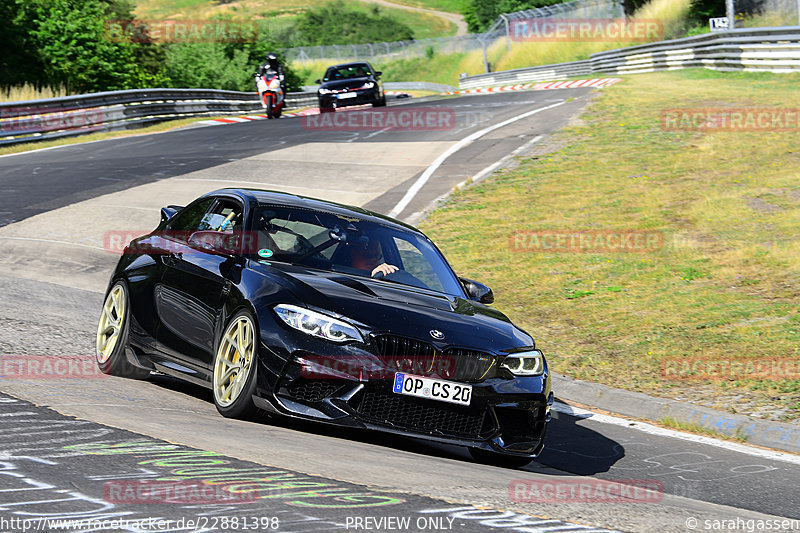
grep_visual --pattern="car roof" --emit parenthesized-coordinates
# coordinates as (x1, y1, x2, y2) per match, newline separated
(204, 188, 420, 234)
(326, 62, 372, 70)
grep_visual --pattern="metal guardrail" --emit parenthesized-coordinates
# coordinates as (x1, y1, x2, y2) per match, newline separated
(459, 26, 800, 88)
(0, 89, 318, 146)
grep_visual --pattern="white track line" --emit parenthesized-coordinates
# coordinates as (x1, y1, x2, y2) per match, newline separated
(388, 100, 566, 218)
(553, 402, 800, 465)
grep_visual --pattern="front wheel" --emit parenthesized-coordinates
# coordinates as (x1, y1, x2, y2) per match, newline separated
(95, 281, 150, 379)
(212, 310, 258, 419)
(264, 94, 274, 119)
(468, 447, 533, 469)
(373, 95, 387, 107)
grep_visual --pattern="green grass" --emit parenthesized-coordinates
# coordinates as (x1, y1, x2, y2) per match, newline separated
(381, 0, 467, 14)
(0, 115, 239, 156)
(659, 417, 749, 442)
(420, 69, 800, 421)
(133, 0, 455, 39)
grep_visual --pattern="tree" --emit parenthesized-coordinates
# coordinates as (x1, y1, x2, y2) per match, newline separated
(2, 0, 166, 93)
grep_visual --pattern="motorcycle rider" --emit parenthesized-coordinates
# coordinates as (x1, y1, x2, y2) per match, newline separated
(257, 52, 286, 94)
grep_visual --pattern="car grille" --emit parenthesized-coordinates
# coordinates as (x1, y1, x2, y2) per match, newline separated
(286, 380, 343, 402)
(372, 335, 496, 382)
(356, 390, 493, 439)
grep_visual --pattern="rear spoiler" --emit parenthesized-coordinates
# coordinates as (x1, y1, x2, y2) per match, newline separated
(160, 205, 184, 223)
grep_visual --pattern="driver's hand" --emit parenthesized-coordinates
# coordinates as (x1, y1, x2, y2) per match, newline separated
(371, 263, 398, 277)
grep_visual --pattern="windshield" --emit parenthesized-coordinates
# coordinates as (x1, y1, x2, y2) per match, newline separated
(250, 205, 464, 297)
(323, 64, 371, 81)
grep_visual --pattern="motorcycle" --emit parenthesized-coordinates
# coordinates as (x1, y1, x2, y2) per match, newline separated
(254, 72, 284, 119)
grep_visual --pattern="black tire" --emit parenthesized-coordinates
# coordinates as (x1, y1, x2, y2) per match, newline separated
(212, 309, 259, 419)
(320, 106, 334, 113)
(265, 94, 274, 119)
(95, 281, 150, 379)
(468, 447, 534, 469)
(373, 95, 387, 107)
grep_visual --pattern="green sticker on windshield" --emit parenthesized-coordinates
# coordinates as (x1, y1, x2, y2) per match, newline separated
(258, 249, 273, 258)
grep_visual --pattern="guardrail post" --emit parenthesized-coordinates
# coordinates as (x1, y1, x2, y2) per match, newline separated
(726, 0, 735, 29)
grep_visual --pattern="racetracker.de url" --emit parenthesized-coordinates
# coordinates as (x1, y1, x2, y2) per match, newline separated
(0, 516, 280, 531)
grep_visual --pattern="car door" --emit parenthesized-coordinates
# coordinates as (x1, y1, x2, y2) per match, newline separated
(155, 196, 245, 374)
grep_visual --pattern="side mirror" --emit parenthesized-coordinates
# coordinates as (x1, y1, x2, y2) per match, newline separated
(460, 277, 494, 304)
(160, 205, 183, 224)
(375, 71, 382, 77)
(187, 231, 237, 257)
(314, 78, 321, 84)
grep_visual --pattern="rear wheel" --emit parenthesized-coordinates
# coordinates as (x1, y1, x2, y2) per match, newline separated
(468, 447, 533, 469)
(212, 310, 258, 419)
(95, 281, 150, 379)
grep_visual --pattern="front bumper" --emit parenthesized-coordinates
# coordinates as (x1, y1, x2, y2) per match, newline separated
(253, 326, 551, 457)
(318, 89, 381, 109)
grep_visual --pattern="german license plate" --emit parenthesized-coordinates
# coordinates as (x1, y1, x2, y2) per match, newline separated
(337, 92, 357, 99)
(392, 373, 472, 406)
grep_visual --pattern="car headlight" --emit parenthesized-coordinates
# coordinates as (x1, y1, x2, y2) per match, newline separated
(501, 350, 544, 376)
(274, 304, 363, 343)
(318, 88, 333, 95)
(360, 82, 375, 89)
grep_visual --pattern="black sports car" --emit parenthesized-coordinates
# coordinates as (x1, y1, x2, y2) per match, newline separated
(315, 62, 386, 112)
(96, 189, 552, 467)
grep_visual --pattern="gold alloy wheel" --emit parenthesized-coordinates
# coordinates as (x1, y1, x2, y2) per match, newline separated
(96, 284, 125, 363)
(213, 315, 255, 407)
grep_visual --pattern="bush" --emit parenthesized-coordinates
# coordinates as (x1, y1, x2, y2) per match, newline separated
(289, 1, 415, 46)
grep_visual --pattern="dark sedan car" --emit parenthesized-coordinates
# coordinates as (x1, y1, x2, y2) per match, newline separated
(315, 62, 386, 112)
(96, 189, 552, 467)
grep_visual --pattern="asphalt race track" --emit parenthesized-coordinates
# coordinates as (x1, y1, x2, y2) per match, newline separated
(1, 90, 799, 533)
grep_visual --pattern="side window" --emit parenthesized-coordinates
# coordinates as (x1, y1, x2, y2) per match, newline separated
(200, 200, 243, 234)
(167, 198, 214, 235)
(166, 198, 243, 244)
(393, 237, 443, 292)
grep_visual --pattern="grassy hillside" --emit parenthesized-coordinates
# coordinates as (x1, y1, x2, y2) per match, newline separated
(291, 0, 694, 87)
(420, 69, 800, 422)
(133, 0, 456, 39)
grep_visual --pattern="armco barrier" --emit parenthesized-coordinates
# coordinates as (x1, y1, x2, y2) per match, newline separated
(459, 26, 800, 88)
(0, 89, 317, 146)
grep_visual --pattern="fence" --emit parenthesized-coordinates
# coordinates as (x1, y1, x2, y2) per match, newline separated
(0, 89, 316, 146)
(283, 0, 623, 65)
(735, 0, 800, 28)
(458, 26, 800, 88)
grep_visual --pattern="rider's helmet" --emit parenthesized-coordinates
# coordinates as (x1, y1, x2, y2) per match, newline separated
(266, 52, 279, 67)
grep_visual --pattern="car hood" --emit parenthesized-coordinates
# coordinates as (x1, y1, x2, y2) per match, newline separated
(251, 262, 534, 352)
(319, 78, 373, 91)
